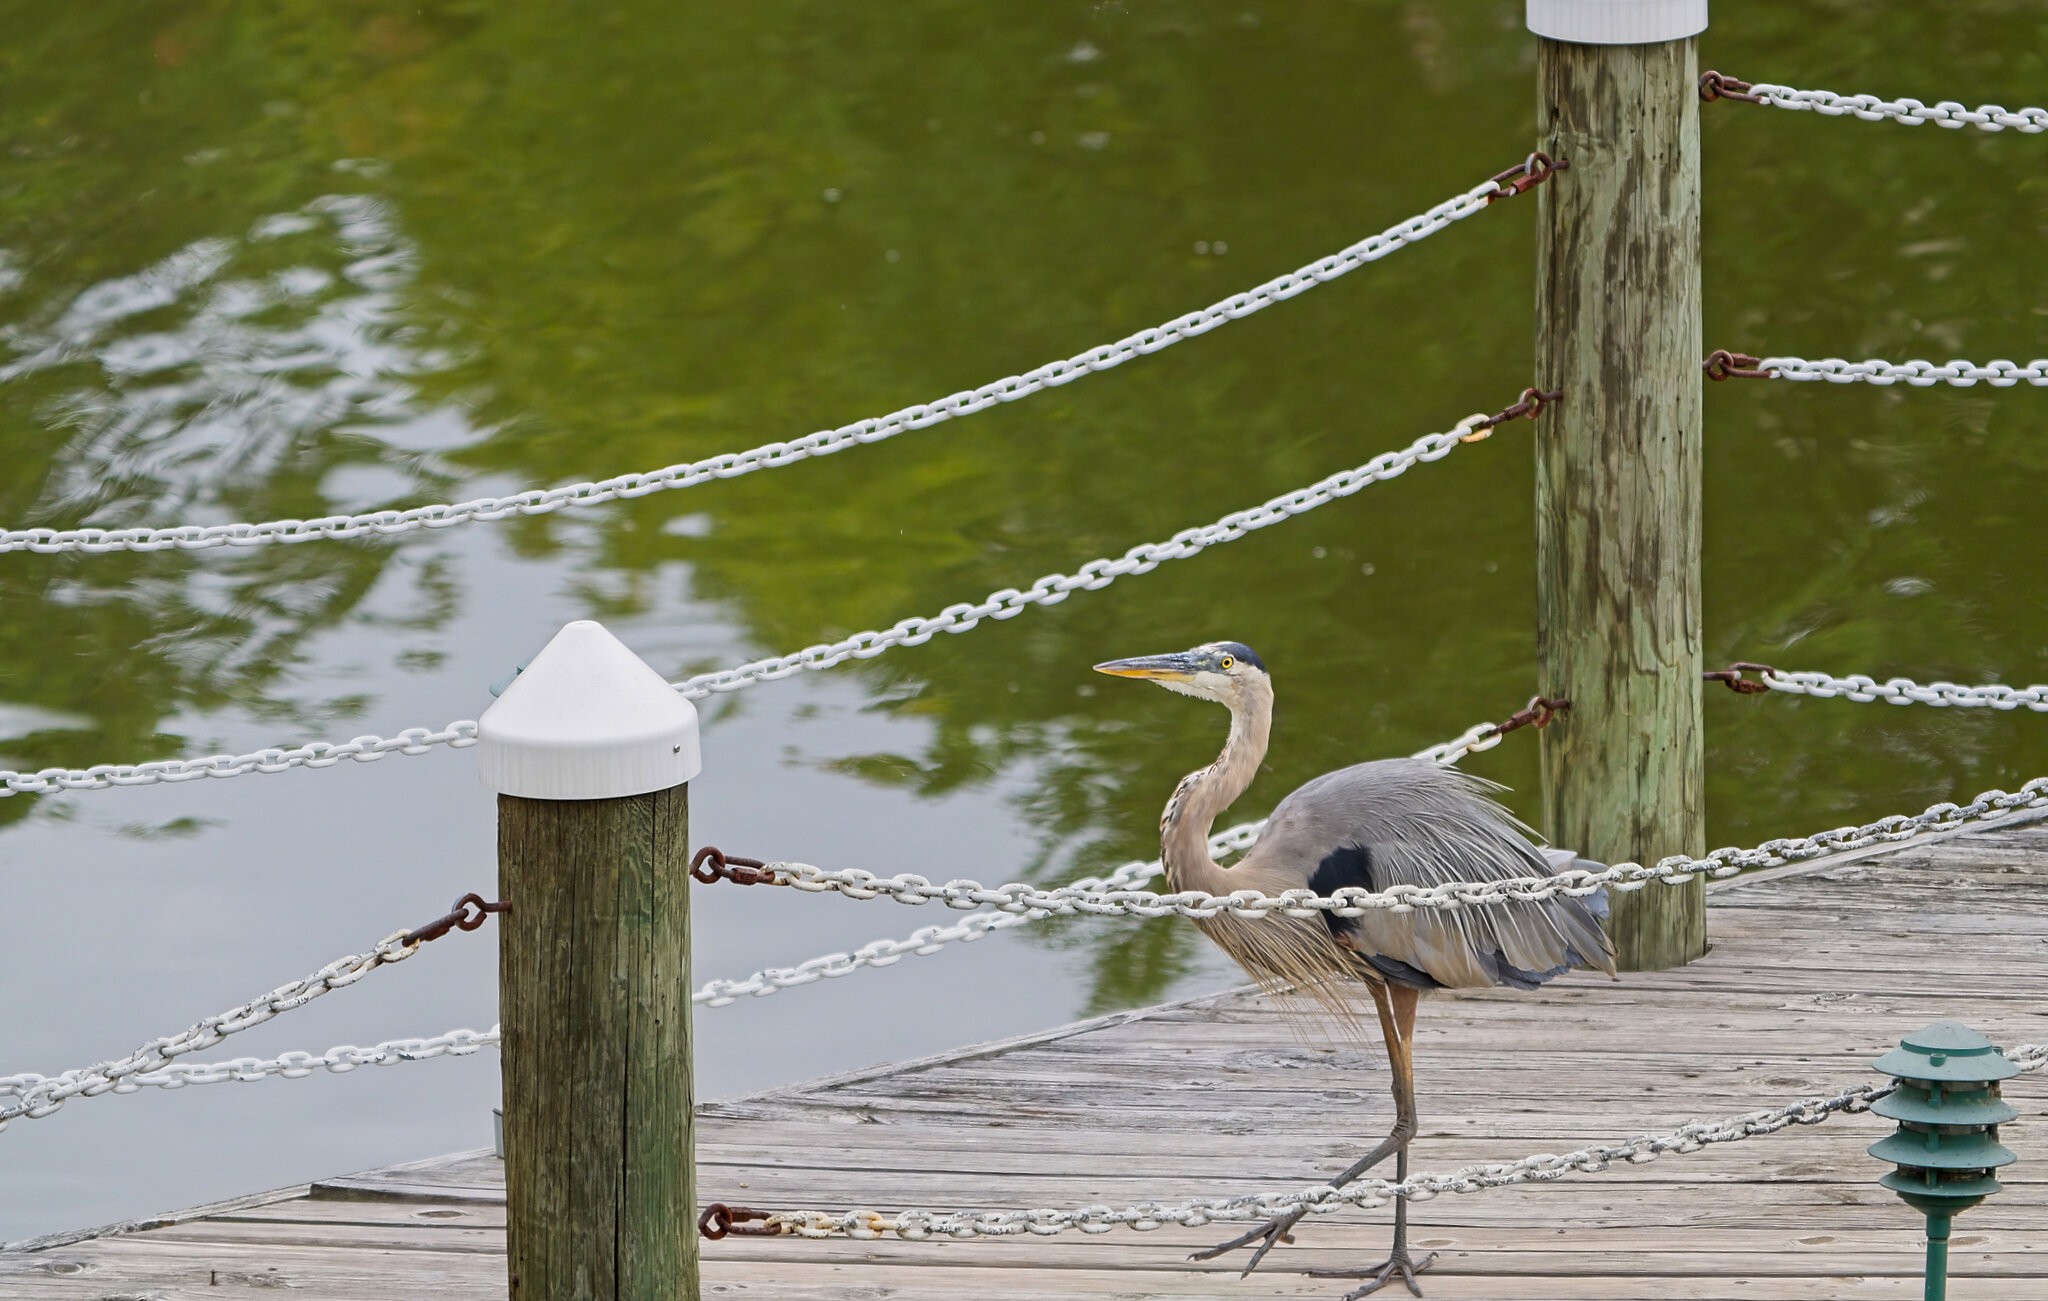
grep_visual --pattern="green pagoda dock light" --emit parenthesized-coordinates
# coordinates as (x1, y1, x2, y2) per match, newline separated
(1868, 1021, 2020, 1301)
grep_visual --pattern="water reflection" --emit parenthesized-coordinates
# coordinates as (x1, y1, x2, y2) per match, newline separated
(0, 191, 476, 826)
(0, 3, 2043, 1222)
(6, 195, 450, 509)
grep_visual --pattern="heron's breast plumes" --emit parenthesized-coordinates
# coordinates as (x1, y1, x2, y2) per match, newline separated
(1193, 909, 1380, 1042)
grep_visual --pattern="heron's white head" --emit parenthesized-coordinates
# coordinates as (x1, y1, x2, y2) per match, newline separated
(1093, 640, 1269, 706)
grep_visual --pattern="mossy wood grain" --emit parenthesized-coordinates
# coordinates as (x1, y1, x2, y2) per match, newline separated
(1533, 36, 1706, 970)
(498, 785, 697, 1300)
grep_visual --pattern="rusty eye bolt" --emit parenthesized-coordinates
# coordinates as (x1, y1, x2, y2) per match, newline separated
(1492, 696, 1571, 737)
(1486, 151, 1570, 204)
(1704, 662, 1779, 695)
(1704, 350, 1769, 381)
(1698, 71, 1763, 104)
(699, 1203, 780, 1239)
(401, 893, 511, 947)
(690, 846, 780, 887)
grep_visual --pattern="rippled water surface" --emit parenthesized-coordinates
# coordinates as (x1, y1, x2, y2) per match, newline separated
(3, 1, 2045, 1241)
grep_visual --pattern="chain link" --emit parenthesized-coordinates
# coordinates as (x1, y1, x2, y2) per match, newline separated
(18, 769, 2042, 1115)
(73, 1035, 2043, 1230)
(1756, 356, 2048, 387)
(0, 723, 1508, 1106)
(0, 722, 478, 797)
(0, 893, 505, 1128)
(3, 653, 2035, 800)
(2, 411, 1509, 797)
(1740, 82, 2048, 133)
(0, 175, 1518, 557)
(755, 1045, 2048, 1240)
(0, 1028, 500, 1096)
(749, 776, 2048, 918)
(0, 929, 431, 1129)
(1765, 670, 2047, 711)
(668, 412, 1496, 699)
(691, 719, 1505, 1006)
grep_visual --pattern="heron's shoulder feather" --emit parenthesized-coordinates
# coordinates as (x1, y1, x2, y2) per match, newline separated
(1236, 757, 1616, 990)
(1253, 757, 1549, 887)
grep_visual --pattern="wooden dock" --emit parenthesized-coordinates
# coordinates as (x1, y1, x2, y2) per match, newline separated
(6, 814, 2045, 1299)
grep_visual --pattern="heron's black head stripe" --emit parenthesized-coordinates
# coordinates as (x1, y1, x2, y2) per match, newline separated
(1214, 641, 1266, 673)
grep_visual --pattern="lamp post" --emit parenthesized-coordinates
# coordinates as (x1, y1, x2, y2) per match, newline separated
(1868, 1021, 2019, 1301)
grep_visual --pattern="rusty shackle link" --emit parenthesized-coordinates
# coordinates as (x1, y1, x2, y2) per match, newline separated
(1486, 150, 1569, 204)
(1704, 350, 1769, 381)
(1462, 387, 1563, 442)
(401, 892, 511, 948)
(699, 1203, 781, 1240)
(1699, 70, 1763, 104)
(1492, 695, 1572, 737)
(1704, 662, 1780, 695)
(690, 845, 780, 887)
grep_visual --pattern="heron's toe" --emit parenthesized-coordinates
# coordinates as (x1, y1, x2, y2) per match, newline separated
(1314, 1247, 1438, 1298)
(1186, 1208, 1303, 1273)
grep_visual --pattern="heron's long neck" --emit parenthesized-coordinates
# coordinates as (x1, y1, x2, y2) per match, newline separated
(1160, 681, 1272, 895)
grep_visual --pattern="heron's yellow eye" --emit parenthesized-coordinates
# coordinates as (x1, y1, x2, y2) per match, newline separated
(1219, 655, 1235, 670)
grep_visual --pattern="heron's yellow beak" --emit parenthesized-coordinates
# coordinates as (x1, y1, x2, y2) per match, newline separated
(1092, 652, 1200, 682)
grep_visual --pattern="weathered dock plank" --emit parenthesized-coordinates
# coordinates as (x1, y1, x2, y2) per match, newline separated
(5, 815, 2045, 1299)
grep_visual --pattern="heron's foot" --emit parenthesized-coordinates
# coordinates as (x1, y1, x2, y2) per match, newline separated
(1310, 1247, 1439, 1298)
(1187, 1206, 1308, 1276)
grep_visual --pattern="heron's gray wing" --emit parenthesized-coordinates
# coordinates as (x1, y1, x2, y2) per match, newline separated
(1242, 757, 1615, 990)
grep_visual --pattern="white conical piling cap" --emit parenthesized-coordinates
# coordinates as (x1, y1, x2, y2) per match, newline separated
(477, 620, 701, 800)
(1526, 0, 1706, 44)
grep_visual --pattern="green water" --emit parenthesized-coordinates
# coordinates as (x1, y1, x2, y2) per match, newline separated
(4, 3, 2046, 1018)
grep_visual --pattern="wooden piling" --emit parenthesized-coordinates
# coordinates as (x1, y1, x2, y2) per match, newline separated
(478, 620, 704, 1300)
(1531, 21, 1707, 969)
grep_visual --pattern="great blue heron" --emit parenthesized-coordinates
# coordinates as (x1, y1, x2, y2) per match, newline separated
(1095, 640, 1616, 1298)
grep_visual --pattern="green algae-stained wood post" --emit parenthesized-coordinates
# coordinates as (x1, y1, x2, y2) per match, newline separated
(478, 620, 705, 1301)
(1531, 12, 1708, 970)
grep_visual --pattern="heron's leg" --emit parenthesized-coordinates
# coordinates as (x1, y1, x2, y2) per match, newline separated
(1190, 984, 1415, 1277)
(1312, 986, 1438, 1297)
(1313, 1146, 1441, 1297)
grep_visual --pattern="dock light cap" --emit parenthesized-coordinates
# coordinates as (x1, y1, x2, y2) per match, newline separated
(1872, 1020, 2022, 1085)
(1527, 0, 1707, 44)
(477, 620, 701, 800)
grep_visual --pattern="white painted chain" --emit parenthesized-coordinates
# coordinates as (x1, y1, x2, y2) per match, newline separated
(1759, 356, 2048, 387)
(0, 722, 479, 798)
(44, 1033, 2044, 1221)
(1765, 670, 2047, 711)
(0, 929, 431, 1130)
(0, 731, 1512, 1106)
(758, 776, 2048, 917)
(2, 413, 1503, 796)
(2, 647, 2036, 799)
(0, 1029, 500, 1098)
(15, 777, 2042, 1114)
(664, 415, 1495, 698)
(3, 652, 2035, 800)
(1743, 83, 2048, 133)
(0, 178, 1511, 556)
(692, 720, 1504, 1005)
(760, 1044, 2048, 1240)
